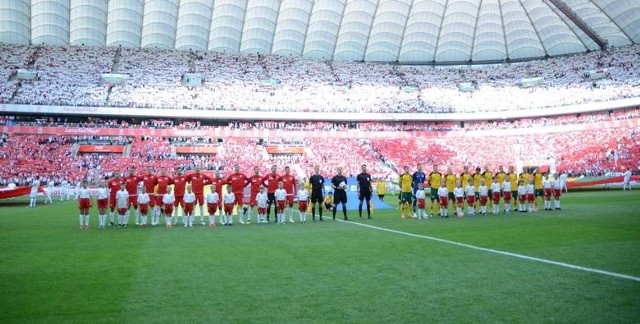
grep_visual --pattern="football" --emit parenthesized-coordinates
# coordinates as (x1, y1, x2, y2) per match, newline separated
(339, 181, 346, 189)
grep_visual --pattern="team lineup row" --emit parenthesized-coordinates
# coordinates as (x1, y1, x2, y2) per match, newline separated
(26, 164, 376, 229)
(21, 163, 574, 229)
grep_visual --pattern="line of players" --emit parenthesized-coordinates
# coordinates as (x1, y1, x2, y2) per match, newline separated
(75, 164, 333, 229)
(398, 164, 564, 219)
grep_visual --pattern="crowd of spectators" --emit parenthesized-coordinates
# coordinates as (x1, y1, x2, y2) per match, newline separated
(2, 44, 639, 113)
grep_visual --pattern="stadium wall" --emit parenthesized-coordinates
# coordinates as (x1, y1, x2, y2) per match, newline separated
(1, 97, 639, 121)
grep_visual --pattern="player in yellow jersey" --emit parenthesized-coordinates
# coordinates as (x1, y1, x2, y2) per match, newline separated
(496, 165, 506, 186)
(482, 165, 494, 208)
(399, 166, 414, 218)
(376, 179, 386, 202)
(519, 168, 531, 185)
(472, 167, 483, 208)
(444, 167, 456, 213)
(533, 167, 544, 211)
(460, 165, 472, 189)
(428, 165, 442, 216)
(507, 166, 519, 207)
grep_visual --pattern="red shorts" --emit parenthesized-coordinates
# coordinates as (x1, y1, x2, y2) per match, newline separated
(174, 195, 184, 207)
(233, 191, 244, 206)
(298, 201, 308, 212)
(519, 195, 527, 203)
(439, 197, 448, 208)
(109, 196, 117, 209)
(250, 193, 258, 207)
(97, 198, 108, 209)
(195, 193, 205, 205)
(207, 203, 218, 215)
(139, 204, 149, 215)
(224, 203, 234, 214)
(164, 204, 174, 215)
(128, 195, 138, 208)
(78, 198, 91, 210)
(184, 203, 194, 215)
(276, 200, 286, 213)
(417, 198, 426, 209)
(286, 194, 294, 207)
(553, 189, 561, 198)
(456, 196, 464, 205)
(466, 195, 475, 205)
(258, 207, 267, 214)
(544, 189, 552, 199)
(492, 192, 501, 204)
(479, 196, 488, 205)
(118, 208, 128, 215)
(154, 195, 164, 207)
(527, 193, 535, 203)
(503, 192, 512, 202)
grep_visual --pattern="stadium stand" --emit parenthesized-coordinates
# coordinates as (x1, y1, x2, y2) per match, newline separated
(2, 44, 639, 113)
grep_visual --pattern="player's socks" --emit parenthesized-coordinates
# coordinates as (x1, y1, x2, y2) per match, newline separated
(109, 212, 114, 224)
(84, 215, 90, 228)
(209, 215, 215, 226)
(79, 215, 83, 227)
(166, 216, 172, 227)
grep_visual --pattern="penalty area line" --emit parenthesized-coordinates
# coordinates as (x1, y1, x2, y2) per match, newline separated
(337, 219, 640, 283)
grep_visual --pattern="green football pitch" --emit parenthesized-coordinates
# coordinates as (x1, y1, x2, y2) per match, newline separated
(1, 190, 639, 323)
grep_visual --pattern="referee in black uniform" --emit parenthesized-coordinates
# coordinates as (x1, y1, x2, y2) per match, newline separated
(356, 164, 373, 219)
(331, 167, 348, 221)
(309, 165, 325, 221)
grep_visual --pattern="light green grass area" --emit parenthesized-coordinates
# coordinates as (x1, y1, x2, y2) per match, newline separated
(1, 190, 639, 323)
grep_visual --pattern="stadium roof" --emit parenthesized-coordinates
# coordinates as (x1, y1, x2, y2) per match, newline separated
(1, 0, 638, 64)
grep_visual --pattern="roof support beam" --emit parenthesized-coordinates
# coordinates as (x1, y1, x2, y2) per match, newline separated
(544, 0, 607, 49)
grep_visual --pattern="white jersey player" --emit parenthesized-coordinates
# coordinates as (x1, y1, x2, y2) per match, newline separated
(502, 181, 512, 214)
(623, 169, 632, 191)
(414, 184, 427, 220)
(45, 180, 55, 205)
(29, 177, 41, 208)
(297, 187, 310, 223)
(274, 183, 287, 224)
(116, 184, 129, 227)
(256, 187, 268, 224)
(465, 184, 475, 216)
(60, 179, 70, 201)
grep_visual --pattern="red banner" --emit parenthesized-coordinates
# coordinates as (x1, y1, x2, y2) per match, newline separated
(78, 145, 125, 154)
(265, 146, 306, 154)
(567, 175, 640, 188)
(0, 186, 31, 199)
(175, 146, 218, 154)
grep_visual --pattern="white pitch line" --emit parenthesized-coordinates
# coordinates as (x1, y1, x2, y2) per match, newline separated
(337, 219, 640, 283)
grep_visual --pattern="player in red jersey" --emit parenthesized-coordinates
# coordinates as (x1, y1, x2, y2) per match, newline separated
(140, 167, 157, 225)
(247, 166, 263, 224)
(225, 164, 250, 224)
(209, 169, 226, 222)
(281, 166, 297, 223)
(186, 167, 212, 225)
(262, 164, 281, 223)
(123, 167, 143, 225)
(154, 167, 173, 226)
(172, 168, 188, 224)
(107, 171, 122, 226)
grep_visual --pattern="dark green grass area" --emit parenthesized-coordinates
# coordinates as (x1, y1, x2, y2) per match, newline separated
(0, 190, 639, 323)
